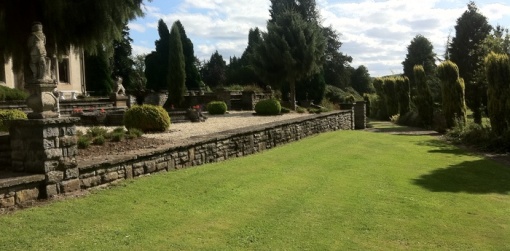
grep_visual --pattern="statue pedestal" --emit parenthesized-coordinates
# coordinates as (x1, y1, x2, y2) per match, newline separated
(7, 117, 81, 196)
(25, 79, 59, 119)
(110, 93, 128, 108)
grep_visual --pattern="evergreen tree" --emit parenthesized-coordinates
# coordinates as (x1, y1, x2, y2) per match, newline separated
(202, 51, 226, 88)
(130, 54, 147, 104)
(323, 26, 353, 88)
(145, 19, 170, 92)
(167, 22, 186, 108)
(85, 45, 114, 96)
(413, 65, 434, 126)
(175, 20, 201, 90)
(0, 0, 145, 72)
(402, 35, 436, 95)
(485, 52, 510, 135)
(252, 10, 325, 110)
(437, 60, 467, 128)
(351, 65, 373, 94)
(449, 1, 492, 124)
(396, 76, 410, 116)
(383, 78, 399, 117)
(112, 24, 134, 91)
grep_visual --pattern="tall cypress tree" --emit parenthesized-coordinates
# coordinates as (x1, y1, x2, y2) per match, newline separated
(437, 60, 467, 128)
(174, 20, 201, 91)
(167, 22, 186, 108)
(485, 52, 510, 135)
(413, 65, 434, 126)
(145, 19, 170, 92)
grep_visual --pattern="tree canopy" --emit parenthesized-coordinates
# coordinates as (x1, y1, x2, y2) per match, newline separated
(402, 35, 436, 88)
(145, 19, 170, 92)
(202, 51, 227, 88)
(175, 20, 201, 91)
(252, 9, 325, 109)
(0, 0, 146, 71)
(167, 22, 186, 107)
(449, 1, 492, 124)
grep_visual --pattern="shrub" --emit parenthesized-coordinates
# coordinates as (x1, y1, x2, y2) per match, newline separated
(255, 99, 281, 115)
(126, 128, 143, 139)
(77, 136, 91, 149)
(92, 135, 106, 145)
(0, 85, 29, 101)
(109, 132, 125, 142)
(0, 109, 27, 131)
(86, 126, 108, 138)
(206, 101, 228, 115)
(124, 105, 171, 132)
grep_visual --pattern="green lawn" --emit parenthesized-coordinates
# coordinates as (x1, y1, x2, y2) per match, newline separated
(1, 123, 509, 250)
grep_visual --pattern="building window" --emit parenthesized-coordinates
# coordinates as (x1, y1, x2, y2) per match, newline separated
(58, 57, 70, 83)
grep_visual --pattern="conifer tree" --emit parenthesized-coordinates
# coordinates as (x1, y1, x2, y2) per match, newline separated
(449, 1, 492, 124)
(167, 22, 186, 108)
(175, 20, 201, 90)
(396, 76, 410, 116)
(437, 61, 467, 128)
(413, 65, 434, 126)
(485, 52, 510, 135)
(252, 9, 325, 110)
(145, 19, 170, 91)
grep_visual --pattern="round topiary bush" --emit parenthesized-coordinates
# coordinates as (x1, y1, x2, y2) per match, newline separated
(206, 101, 227, 115)
(255, 99, 281, 115)
(123, 105, 171, 132)
(0, 109, 27, 132)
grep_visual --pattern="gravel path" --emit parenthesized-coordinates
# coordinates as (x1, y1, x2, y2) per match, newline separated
(77, 111, 313, 140)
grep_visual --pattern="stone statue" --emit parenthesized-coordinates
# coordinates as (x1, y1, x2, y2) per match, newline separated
(27, 22, 50, 80)
(114, 77, 126, 95)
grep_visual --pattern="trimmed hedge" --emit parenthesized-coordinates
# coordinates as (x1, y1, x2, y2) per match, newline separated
(206, 101, 227, 115)
(0, 109, 27, 131)
(255, 99, 281, 115)
(123, 105, 171, 132)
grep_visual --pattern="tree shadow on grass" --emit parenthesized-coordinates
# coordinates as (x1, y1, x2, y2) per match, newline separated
(413, 159, 510, 194)
(417, 139, 479, 157)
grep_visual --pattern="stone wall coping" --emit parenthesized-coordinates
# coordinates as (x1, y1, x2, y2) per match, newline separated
(0, 172, 45, 189)
(6, 117, 80, 127)
(77, 110, 351, 171)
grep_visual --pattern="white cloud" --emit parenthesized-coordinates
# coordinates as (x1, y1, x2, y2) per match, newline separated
(130, 0, 510, 77)
(128, 23, 146, 33)
(132, 44, 153, 56)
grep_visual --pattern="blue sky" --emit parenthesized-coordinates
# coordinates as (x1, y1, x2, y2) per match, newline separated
(129, 0, 510, 77)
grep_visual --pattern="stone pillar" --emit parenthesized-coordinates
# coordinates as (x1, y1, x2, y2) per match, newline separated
(110, 93, 128, 108)
(8, 117, 80, 196)
(242, 91, 256, 110)
(215, 89, 231, 110)
(354, 101, 367, 129)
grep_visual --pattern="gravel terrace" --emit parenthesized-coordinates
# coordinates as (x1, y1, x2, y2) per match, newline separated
(76, 111, 313, 160)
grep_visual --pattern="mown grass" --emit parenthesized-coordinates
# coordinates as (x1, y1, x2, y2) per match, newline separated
(0, 123, 509, 250)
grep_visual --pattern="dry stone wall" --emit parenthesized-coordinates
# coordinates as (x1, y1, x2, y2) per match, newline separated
(1, 110, 354, 209)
